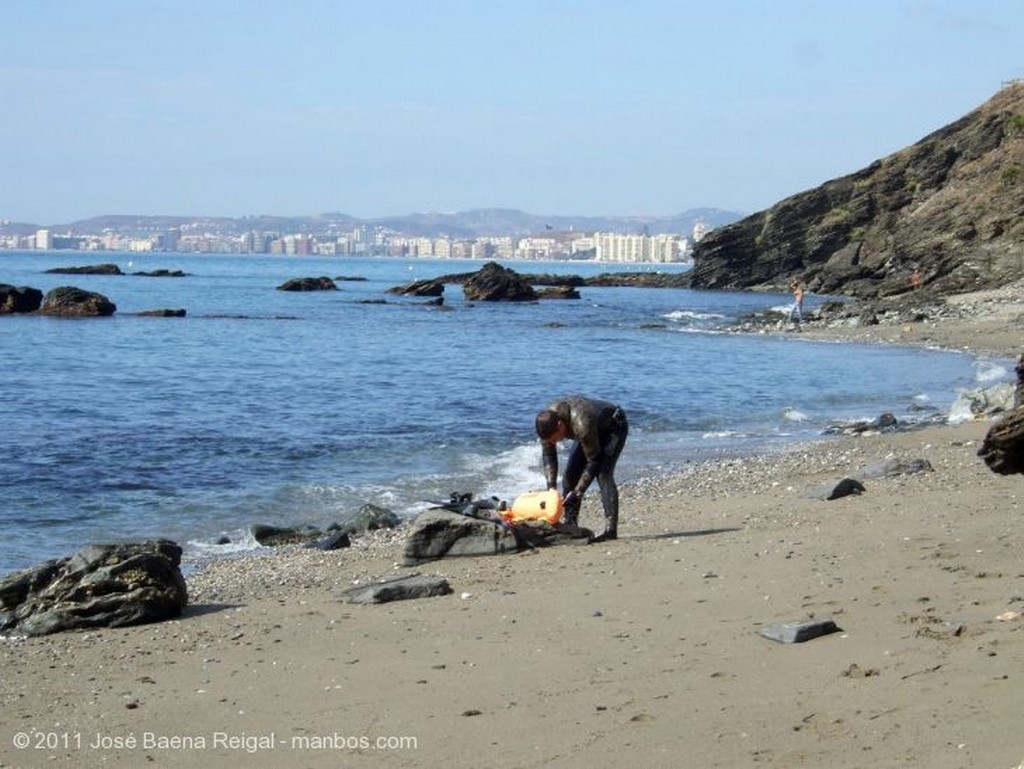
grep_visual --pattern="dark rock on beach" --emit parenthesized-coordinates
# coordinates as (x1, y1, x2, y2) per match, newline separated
(0, 284, 43, 314)
(0, 539, 188, 636)
(824, 413, 900, 435)
(402, 502, 595, 565)
(977, 355, 1024, 475)
(758, 618, 841, 644)
(510, 519, 595, 547)
(276, 276, 338, 291)
(41, 286, 116, 317)
(309, 531, 352, 551)
(341, 504, 402, 535)
(251, 523, 325, 547)
(342, 573, 453, 604)
(253, 505, 400, 550)
(45, 263, 123, 275)
(856, 457, 934, 479)
(403, 509, 520, 565)
(805, 477, 866, 501)
(978, 405, 1024, 475)
(806, 453, 935, 500)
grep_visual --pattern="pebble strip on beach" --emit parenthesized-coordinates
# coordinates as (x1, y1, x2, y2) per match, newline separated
(183, 421, 983, 606)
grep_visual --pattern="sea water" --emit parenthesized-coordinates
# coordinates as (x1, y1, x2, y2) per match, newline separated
(0, 251, 1010, 575)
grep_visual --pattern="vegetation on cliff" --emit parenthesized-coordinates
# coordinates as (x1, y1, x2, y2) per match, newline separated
(691, 82, 1024, 299)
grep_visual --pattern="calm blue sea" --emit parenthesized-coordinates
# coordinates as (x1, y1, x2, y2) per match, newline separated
(0, 251, 1010, 576)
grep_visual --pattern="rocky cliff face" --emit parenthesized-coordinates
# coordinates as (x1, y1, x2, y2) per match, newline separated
(690, 82, 1024, 298)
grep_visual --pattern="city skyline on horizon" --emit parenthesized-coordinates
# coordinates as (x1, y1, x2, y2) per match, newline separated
(3, 1, 1021, 224)
(1, 204, 741, 229)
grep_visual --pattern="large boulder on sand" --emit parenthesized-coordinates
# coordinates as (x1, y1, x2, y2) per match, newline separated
(980, 353, 1024, 475)
(403, 509, 520, 565)
(978, 406, 1024, 475)
(402, 506, 593, 565)
(0, 540, 188, 636)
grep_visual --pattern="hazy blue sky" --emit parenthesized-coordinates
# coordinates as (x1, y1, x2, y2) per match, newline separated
(3, 0, 1021, 224)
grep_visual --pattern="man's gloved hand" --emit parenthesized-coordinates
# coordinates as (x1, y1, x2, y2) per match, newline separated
(560, 489, 581, 528)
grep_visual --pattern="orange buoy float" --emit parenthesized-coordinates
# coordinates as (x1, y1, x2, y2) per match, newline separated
(501, 489, 563, 524)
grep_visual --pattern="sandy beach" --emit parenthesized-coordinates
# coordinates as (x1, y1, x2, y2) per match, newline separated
(2, 288, 1023, 769)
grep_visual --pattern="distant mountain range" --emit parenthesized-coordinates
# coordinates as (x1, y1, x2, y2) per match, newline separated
(0, 207, 743, 239)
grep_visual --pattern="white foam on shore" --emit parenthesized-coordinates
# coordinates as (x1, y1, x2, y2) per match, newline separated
(184, 529, 265, 573)
(975, 358, 1010, 383)
(663, 309, 727, 323)
(782, 406, 810, 422)
(701, 430, 747, 440)
(454, 442, 545, 501)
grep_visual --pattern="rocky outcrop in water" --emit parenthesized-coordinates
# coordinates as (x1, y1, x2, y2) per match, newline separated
(136, 308, 187, 317)
(45, 263, 123, 275)
(691, 83, 1024, 299)
(133, 269, 188, 278)
(276, 276, 338, 291)
(41, 286, 116, 316)
(387, 278, 445, 297)
(0, 284, 43, 314)
(432, 267, 689, 290)
(462, 261, 538, 302)
(536, 286, 581, 299)
(584, 271, 690, 288)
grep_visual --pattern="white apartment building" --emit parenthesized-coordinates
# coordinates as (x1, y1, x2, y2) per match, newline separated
(515, 236, 561, 260)
(592, 232, 684, 263)
(433, 237, 453, 258)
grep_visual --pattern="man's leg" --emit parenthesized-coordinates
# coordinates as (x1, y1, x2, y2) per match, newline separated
(593, 423, 628, 541)
(561, 444, 585, 526)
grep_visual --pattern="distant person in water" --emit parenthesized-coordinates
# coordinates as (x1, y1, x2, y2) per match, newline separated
(535, 396, 628, 543)
(789, 278, 805, 327)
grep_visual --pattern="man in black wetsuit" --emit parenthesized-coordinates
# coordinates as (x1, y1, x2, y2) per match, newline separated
(535, 396, 628, 542)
